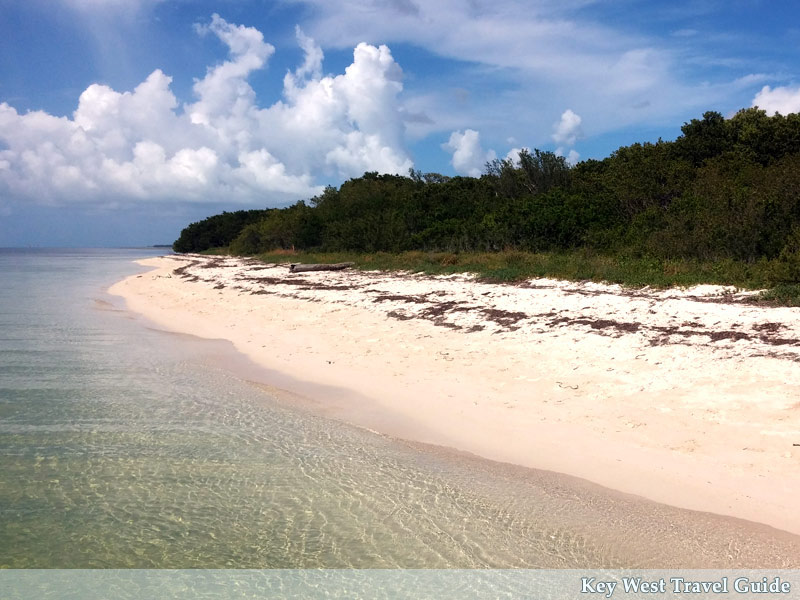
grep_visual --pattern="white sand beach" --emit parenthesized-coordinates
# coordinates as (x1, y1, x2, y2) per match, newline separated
(110, 254, 800, 538)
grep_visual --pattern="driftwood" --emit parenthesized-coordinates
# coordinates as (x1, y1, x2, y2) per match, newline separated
(289, 262, 355, 273)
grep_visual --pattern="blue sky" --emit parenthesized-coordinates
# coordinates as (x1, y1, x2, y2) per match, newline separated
(1, 0, 799, 246)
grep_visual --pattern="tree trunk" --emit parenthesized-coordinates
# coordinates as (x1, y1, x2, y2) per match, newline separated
(289, 262, 355, 273)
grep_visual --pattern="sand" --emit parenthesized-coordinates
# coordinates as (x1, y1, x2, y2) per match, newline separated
(109, 254, 800, 539)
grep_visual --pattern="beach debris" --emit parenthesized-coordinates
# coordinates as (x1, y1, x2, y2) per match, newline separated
(289, 262, 355, 273)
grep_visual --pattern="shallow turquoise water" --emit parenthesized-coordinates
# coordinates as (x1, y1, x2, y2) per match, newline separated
(0, 249, 620, 568)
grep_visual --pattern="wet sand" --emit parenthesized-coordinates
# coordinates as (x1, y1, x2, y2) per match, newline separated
(109, 254, 800, 564)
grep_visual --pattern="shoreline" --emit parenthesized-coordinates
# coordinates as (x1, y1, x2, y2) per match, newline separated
(109, 254, 800, 543)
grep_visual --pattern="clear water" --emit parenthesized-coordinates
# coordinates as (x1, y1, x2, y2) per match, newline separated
(0, 249, 797, 569)
(0, 249, 601, 568)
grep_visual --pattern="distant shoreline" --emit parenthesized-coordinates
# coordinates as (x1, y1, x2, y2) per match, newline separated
(110, 253, 800, 564)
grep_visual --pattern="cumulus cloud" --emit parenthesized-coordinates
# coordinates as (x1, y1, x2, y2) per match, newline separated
(505, 147, 529, 165)
(552, 109, 582, 166)
(555, 148, 580, 166)
(552, 109, 583, 147)
(443, 129, 496, 177)
(752, 84, 800, 116)
(0, 15, 412, 207)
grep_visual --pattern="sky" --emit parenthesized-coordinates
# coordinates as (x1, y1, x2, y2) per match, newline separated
(1, 0, 800, 246)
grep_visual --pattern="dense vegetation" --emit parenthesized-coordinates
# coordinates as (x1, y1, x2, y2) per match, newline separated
(173, 108, 800, 293)
(173, 209, 272, 253)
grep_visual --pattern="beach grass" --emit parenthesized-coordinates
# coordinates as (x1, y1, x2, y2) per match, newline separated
(200, 247, 800, 306)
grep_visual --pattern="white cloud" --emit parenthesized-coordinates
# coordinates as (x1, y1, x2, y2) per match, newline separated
(552, 109, 582, 165)
(277, 36, 412, 177)
(555, 148, 580, 166)
(567, 149, 580, 165)
(505, 147, 528, 165)
(287, 0, 763, 148)
(552, 109, 583, 147)
(0, 15, 413, 208)
(293, 26, 324, 81)
(733, 73, 771, 88)
(443, 129, 496, 177)
(189, 14, 275, 130)
(752, 84, 800, 116)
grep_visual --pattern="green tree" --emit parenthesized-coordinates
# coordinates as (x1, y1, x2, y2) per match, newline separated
(674, 111, 729, 166)
(173, 210, 272, 253)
